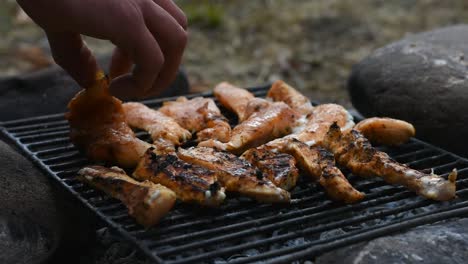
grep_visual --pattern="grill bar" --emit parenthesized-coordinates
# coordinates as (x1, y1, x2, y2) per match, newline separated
(154, 191, 419, 258)
(2, 87, 468, 264)
(264, 201, 468, 264)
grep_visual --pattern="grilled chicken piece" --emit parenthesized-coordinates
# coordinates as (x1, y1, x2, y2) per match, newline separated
(66, 72, 151, 168)
(268, 81, 414, 147)
(133, 147, 226, 207)
(295, 104, 355, 144)
(354, 117, 416, 146)
(261, 84, 363, 203)
(322, 123, 457, 201)
(258, 137, 363, 203)
(242, 148, 299, 190)
(263, 104, 355, 151)
(123, 102, 191, 145)
(178, 147, 291, 203)
(282, 140, 364, 203)
(159, 96, 231, 142)
(200, 102, 298, 154)
(243, 98, 272, 120)
(267, 80, 314, 116)
(214, 82, 256, 122)
(78, 166, 176, 227)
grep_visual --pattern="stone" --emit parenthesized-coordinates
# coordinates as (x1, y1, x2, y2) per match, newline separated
(315, 218, 468, 264)
(0, 138, 100, 264)
(0, 140, 63, 264)
(0, 55, 190, 121)
(348, 25, 468, 157)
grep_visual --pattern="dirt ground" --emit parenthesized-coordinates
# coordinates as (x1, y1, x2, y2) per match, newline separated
(1, 0, 468, 107)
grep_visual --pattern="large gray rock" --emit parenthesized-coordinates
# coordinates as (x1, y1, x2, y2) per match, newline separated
(0, 138, 100, 264)
(316, 218, 468, 264)
(0, 140, 63, 264)
(348, 25, 468, 157)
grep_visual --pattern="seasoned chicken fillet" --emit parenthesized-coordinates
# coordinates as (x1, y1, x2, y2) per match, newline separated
(159, 96, 231, 142)
(178, 147, 291, 203)
(133, 147, 226, 207)
(242, 148, 299, 191)
(295, 104, 355, 144)
(322, 123, 457, 201)
(283, 140, 364, 203)
(66, 72, 151, 168)
(200, 102, 298, 154)
(78, 166, 176, 227)
(268, 82, 414, 148)
(244, 83, 361, 202)
(267, 80, 314, 116)
(214, 82, 256, 122)
(354, 117, 415, 146)
(123, 102, 191, 145)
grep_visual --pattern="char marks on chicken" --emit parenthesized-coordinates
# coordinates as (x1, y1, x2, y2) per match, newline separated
(283, 139, 364, 203)
(242, 147, 299, 191)
(69, 75, 458, 228)
(78, 166, 176, 227)
(133, 147, 226, 207)
(322, 123, 457, 201)
(178, 147, 291, 203)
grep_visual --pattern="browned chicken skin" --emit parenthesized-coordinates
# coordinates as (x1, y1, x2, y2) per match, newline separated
(123, 102, 191, 146)
(200, 101, 298, 154)
(212, 81, 361, 202)
(270, 81, 455, 201)
(159, 96, 231, 142)
(241, 148, 299, 191)
(354, 117, 416, 146)
(281, 140, 364, 203)
(294, 104, 355, 144)
(262, 83, 362, 203)
(267, 80, 314, 116)
(322, 123, 457, 201)
(71, 71, 457, 228)
(78, 166, 176, 227)
(178, 147, 291, 203)
(66, 72, 151, 168)
(214, 82, 256, 122)
(133, 147, 226, 207)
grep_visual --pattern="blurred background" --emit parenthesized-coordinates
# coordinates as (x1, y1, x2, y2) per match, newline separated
(1, 0, 468, 107)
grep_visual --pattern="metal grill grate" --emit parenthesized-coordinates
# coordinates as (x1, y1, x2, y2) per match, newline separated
(2, 87, 468, 263)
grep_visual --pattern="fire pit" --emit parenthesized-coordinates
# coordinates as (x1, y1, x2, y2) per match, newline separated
(1, 87, 468, 263)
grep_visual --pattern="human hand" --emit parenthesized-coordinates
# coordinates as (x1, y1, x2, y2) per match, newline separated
(17, 0, 187, 99)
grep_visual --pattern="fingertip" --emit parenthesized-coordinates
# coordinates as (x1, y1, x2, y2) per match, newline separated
(109, 47, 132, 80)
(147, 70, 178, 97)
(179, 13, 188, 30)
(109, 74, 145, 100)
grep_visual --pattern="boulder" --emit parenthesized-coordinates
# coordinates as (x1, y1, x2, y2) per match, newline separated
(348, 25, 468, 157)
(316, 218, 468, 264)
(0, 140, 63, 264)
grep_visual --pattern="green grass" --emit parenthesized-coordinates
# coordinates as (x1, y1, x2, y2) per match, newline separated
(181, 1, 224, 29)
